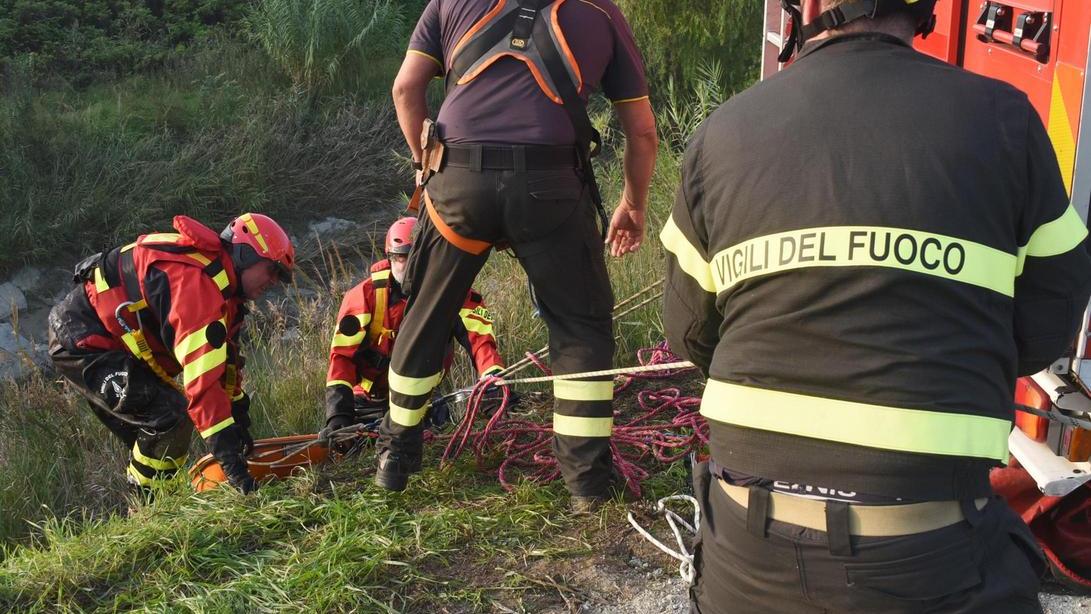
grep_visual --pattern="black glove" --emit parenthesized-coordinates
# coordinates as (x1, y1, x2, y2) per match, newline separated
(207, 425, 258, 494)
(320, 413, 358, 454)
(231, 393, 254, 457)
(426, 394, 452, 430)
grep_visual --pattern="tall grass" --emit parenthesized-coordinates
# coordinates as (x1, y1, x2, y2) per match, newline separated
(247, 0, 406, 101)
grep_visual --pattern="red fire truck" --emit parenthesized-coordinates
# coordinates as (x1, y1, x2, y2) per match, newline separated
(762, 0, 1091, 588)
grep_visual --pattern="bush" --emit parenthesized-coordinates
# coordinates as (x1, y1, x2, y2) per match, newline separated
(0, 0, 254, 82)
(616, 0, 763, 96)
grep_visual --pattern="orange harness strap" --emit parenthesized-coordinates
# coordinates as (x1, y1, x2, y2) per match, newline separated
(424, 191, 492, 255)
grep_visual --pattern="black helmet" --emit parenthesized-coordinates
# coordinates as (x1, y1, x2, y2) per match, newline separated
(779, 0, 939, 62)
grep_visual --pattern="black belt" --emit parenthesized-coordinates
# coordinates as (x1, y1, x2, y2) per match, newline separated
(444, 144, 578, 170)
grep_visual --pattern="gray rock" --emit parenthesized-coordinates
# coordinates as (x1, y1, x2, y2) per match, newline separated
(11, 266, 44, 293)
(0, 283, 27, 321)
(308, 217, 357, 238)
(0, 323, 40, 380)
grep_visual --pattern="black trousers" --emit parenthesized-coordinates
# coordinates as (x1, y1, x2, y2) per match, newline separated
(378, 158, 617, 496)
(689, 462, 1045, 613)
(48, 323, 191, 490)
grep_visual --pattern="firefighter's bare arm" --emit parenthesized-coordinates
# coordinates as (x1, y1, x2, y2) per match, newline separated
(393, 53, 441, 165)
(607, 98, 658, 258)
(661, 129, 718, 376)
(1013, 109, 1091, 375)
(326, 282, 373, 424)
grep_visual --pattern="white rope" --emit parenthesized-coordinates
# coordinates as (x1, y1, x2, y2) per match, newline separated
(493, 361, 695, 386)
(627, 495, 701, 584)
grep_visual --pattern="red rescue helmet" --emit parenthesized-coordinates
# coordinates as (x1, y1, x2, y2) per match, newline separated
(220, 213, 295, 282)
(385, 217, 417, 256)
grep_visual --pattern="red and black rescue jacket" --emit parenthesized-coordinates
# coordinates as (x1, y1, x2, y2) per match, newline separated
(68, 216, 246, 439)
(325, 259, 503, 417)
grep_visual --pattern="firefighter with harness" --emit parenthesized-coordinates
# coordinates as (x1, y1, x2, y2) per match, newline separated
(378, 0, 657, 509)
(321, 217, 504, 457)
(662, 0, 1091, 611)
(48, 213, 295, 497)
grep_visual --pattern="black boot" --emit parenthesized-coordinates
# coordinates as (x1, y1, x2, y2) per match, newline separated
(374, 449, 411, 491)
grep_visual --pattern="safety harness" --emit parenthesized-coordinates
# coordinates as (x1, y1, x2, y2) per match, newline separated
(90, 235, 237, 396)
(444, 0, 607, 227)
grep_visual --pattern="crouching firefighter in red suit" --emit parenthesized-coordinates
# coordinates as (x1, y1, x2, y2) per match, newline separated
(48, 213, 295, 496)
(321, 216, 504, 460)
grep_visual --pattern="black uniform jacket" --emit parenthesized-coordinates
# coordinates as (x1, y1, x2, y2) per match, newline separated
(662, 33, 1091, 500)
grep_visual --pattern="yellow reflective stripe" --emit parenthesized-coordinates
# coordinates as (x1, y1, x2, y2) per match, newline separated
(121, 242, 137, 252)
(200, 416, 236, 439)
(389, 401, 428, 427)
(701, 380, 1011, 462)
(327, 379, 353, 388)
(1016, 205, 1088, 275)
(142, 233, 182, 244)
(481, 364, 504, 376)
(554, 380, 614, 401)
(372, 269, 391, 281)
(408, 49, 443, 70)
(231, 390, 245, 401)
(459, 308, 494, 336)
(388, 369, 443, 397)
(94, 267, 110, 293)
(660, 215, 716, 293)
(132, 444, 186, 471)
(612, 95, 649, 105)
(553, 415, 614, 437)
(210, 270, 230, 291)
(127, 464, 154, 486)
(174, 319, 225, 363)
(183, 345, 228, 386)
(331, 314, 371, 348)
(241, 214, 270, 253)
(709, 226, 1017, 297)
(187, 252, 212, 266)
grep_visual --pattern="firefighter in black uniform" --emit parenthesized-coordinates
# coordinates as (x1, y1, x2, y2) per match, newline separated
(377, 0, 657, 508)
(662, 0, 1091, 611)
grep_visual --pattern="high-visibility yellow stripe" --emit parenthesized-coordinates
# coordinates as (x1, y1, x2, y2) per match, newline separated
(327, 379, 353, 388)
(708, 226, 1017, 297)
(660, 215, 716, 293)
(408, 49, 443, 70)
(183, 345, 228, 386)
(388, 369, 443, 397)
(143, 233, 182, 244)
(331, 314, 371, 348)
(94, 267, 110, 293)
(231, 390, 245, 401)
(1016, 205, 1088, 275)
(554, 380, 614, 401)
(612, 95, 649, 105)
(200, 416, 235, 439)
(241, 214, 270, 253)
(211, 270, 230, 291)
(553, 414, 614, 437)
(459, 308, 495, 336)
(121, 242, 138, 252)
(481, 364, 504, 377)
(174, 319, 226, 364)
(127, 464, 155, 486)
(372, 269, 391, 281)
(701, 380, 1012, 462)
(187, 252, 212, 266)
(389, 401, 428, 427)
(132, 443, 186, 471)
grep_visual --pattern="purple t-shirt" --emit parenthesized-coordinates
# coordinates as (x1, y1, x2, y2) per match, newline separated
(408, 0, 649, 145)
